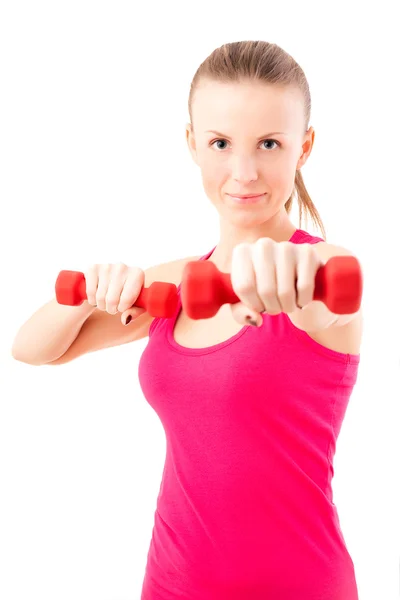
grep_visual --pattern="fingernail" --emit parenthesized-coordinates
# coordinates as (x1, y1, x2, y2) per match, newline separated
(124, 315, 132, 325)
(245, 315, 258, 327)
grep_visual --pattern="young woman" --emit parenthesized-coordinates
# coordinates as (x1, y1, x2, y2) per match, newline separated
(138, 41, 362, 600)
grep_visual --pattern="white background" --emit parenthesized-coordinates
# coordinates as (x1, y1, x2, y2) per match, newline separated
(1, 1, 399, 599)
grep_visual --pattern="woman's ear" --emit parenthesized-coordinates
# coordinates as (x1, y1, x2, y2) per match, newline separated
(186, 123, 198, 164)
(297, 126, 315, 170)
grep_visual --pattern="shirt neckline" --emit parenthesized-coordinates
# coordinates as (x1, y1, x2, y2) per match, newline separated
(166, 229, 302, 356)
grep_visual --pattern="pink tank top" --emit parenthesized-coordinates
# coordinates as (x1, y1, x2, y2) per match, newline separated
(138, 228, 360, 599)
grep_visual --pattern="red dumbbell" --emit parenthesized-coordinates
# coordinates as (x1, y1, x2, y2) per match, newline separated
(55, 270, 178, 318)
(56, 255, 362, 321)
(180, 255, 363, 319)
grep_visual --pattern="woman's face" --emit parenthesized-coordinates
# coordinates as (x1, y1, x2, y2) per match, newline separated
(186, 80, 314, 223)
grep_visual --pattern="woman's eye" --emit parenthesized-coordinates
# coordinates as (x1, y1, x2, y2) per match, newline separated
(211, 139, 228, 150)
(261, 139, 279, 150)
(210, 139, 279, 151)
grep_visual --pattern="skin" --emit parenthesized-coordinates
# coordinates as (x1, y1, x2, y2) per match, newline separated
(185, 79, 314, 275)
(185, 79, 362, 337)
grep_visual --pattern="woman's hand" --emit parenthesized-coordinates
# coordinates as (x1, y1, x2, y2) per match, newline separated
(229, 237, 325, 326)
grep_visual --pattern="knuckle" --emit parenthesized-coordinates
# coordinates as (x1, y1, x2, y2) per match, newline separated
(129, 265, 144, 278)
(105, 290, 120, 304)
(302, 245, 317, 261)
(296, 283, 313, 307)
(95, 300, 105, 310)
(117, 301, 133, 314)
(235, 242, 250, 251)
(97, 264, 112, 277)
(278, 241, 292, 252)
(232, 242, 249, 259)
(234, 280, 254, 295)
(297, 282, 312, 296)
(125, 267, 143, 287)
(276, 243, 293, 262)
(254, 238, 275, 261)
(106, 301, 119, 314)
(95, 282, 108, 307)
(113, 262, 127, 273)
(117, 286, 140, 313)
(95, 289, 106, 303)
(279, 288, 294, 303)
(258, 285, 276, 301)
(256, 237, 274, 249)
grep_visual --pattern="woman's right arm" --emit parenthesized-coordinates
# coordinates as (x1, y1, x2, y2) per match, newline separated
(11, 255, 201, 366)
(11, 298, 98, 366)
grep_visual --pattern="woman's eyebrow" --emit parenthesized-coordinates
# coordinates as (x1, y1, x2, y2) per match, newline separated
(205, 130, 288, 139)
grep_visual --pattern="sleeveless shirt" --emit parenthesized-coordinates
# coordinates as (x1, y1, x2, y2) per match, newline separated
(137, 228, 360, 599)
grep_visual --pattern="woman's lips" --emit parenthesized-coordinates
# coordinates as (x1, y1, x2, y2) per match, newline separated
(228, 193, 266, 204)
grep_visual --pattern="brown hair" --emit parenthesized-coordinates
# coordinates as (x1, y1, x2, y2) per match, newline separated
(188, 40, 326, 240)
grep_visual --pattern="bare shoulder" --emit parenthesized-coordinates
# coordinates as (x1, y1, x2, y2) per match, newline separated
(45, 253, 202, 365)
(306, 309, 363, 355)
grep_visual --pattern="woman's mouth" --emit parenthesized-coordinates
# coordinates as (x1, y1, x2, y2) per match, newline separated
(227, 193, 266, 204)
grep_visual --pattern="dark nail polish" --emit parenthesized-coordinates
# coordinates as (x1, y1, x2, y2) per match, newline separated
(125, 315, 132, 325)
(246, 316, 258, 327)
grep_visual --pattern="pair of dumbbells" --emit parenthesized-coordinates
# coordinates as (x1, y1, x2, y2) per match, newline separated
(55, 256, 363, 319)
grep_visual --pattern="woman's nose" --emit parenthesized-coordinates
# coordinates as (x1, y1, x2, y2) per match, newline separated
(231, 155, 258, 183)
